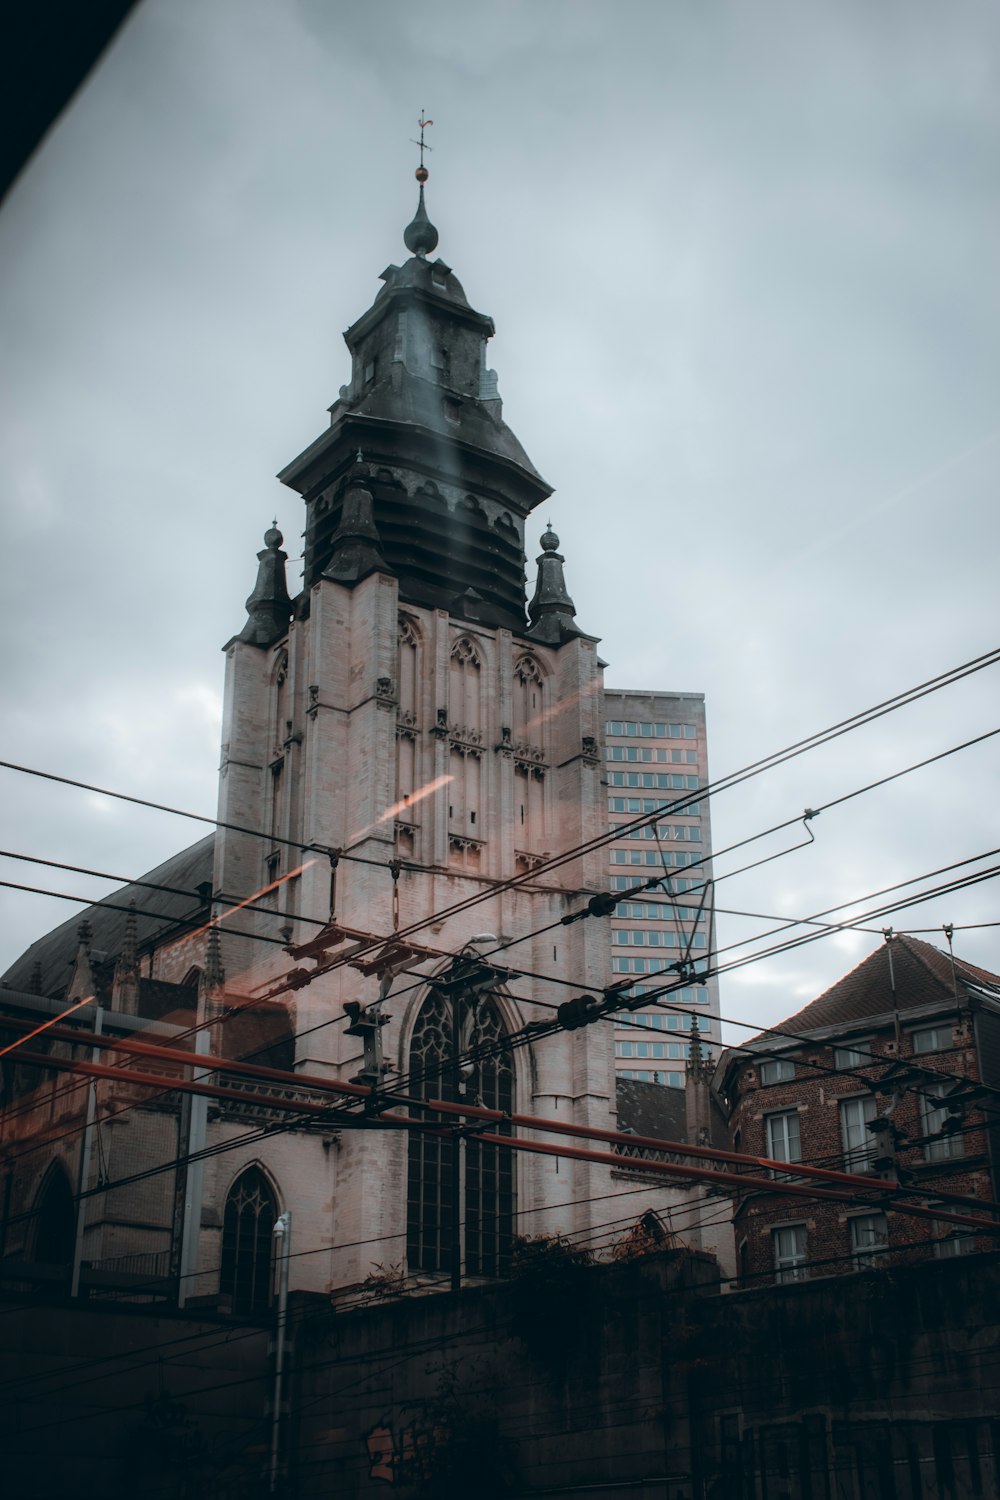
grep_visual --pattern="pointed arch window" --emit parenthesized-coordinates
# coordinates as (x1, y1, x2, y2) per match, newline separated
(513, 654, 547, 854)
(448, 638, 484, 853)
(220, 1167, 277, 1315)
(513, 654, 544, 744)
(33, 1164, 75, 1267)
(406, 989, 514, 1278)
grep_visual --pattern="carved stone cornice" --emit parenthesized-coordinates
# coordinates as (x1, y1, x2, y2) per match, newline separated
(513, 742, 546, 778)
(375, 676, 397, 712)
(449, 725, 484, 759)
(396, 711, 419, 741)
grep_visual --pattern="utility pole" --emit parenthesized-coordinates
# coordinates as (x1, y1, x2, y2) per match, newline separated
(270, 1210, 292, 1494)
(176, 1027, 210, 1308)
(70, 1003, 102, 1298)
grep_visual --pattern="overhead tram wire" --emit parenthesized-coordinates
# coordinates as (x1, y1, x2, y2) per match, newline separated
(6, 913, 1000, 1242)
(4, 845, 1000, 1168)
(2, 654, 996, 1145)
(5, 715, 996, 1133)
(4, 842, 999, 1170)
(2, 646, 997, 1000)
(247, 721, 1000, 1007)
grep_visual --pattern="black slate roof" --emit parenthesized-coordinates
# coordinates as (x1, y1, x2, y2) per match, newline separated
(1, 835, 216, 1000)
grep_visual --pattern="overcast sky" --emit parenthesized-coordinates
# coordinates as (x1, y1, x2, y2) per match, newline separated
(2, 0, 998, 1041)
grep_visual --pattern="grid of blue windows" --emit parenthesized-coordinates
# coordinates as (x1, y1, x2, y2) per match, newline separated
(608, 778, 701, 803)
(612, 928, 707, 949)
(613, 986, 704, 1006)
(609, 796, 701, 814)
(610, 823, 702, 842)
(606, 721, 698, 739)
(608, 766, 698, 787)
(610, 850, 705, 867)
(615, 1040, 690, 1061)
(607, 746, 700, 764)
(616, 1011, 704, 1031)
(614, 899, 703, 919)
(619, 1069, 684, 1087)
(613, 955, 709, 974)
(608, 875, 705, 893)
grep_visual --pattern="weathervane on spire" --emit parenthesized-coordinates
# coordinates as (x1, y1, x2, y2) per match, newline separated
(403, 112, 439, 257)
(411, 113, 434, 182)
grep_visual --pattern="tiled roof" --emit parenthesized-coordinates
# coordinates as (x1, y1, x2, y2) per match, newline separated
(616, 1077, 686, 1141)
(756, 936, 1000, 1041)
(1, 835, 216, 999)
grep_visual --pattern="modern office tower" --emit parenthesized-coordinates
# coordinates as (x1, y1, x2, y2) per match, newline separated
(602, 689, 721, 1087)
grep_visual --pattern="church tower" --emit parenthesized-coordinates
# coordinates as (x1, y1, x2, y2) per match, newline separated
(207, 163, 615, 1294)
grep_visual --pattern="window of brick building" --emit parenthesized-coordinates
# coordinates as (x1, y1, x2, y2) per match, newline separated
(934, 1225, 975, 1258)
(919, 1082, 965, 1161)
(840, 1095, 877, 1172)
(911, 1024, 953, 1055)
(759, 1058, 795, 1084)
(766, 1110, 801, 1166)
(773, 1224, 807, 1283)
(833, 1041, 871, 1070)
(849, 1212, 888, 1269)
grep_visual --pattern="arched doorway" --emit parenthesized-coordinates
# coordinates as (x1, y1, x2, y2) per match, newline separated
(220, 1166, 277, 1314)
(33, 1164, 75, 1268)
(406, 988, 514, 1278)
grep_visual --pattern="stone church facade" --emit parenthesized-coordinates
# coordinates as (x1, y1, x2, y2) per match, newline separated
(4, 178, 733, 1311)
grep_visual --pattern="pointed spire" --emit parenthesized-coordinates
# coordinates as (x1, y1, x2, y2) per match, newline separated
(239, 524, 293, 647)
(404, 125, 439, 264)
(527, 525, 580, 644)
(120, 901, 138, 974)
(203, 923, 225, 993)
(66, 920, 96, 1005)
(112, 902, 140, 1015)
(323, 458, 390, 584)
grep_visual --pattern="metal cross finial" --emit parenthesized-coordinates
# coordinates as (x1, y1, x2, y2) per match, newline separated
(411, 112, 434, 169)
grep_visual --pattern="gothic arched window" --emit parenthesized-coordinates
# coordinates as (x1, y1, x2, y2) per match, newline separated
(220, 1167, 277, 1315)
(406, 988, 514, 1278)
(33, 1163, 75, 1266)
(448, 638, 484, 851)
(513, 653, 544, 744)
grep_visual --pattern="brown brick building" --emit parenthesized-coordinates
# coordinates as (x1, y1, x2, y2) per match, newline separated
(715, 936, 1000, 1286)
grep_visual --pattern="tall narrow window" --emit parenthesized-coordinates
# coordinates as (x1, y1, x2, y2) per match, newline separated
(406, 989, 514, 1277)
(766, 1110, 801, 1167)
(840, 1095, 877, 1172)
(221, 1167, 276, 1315)
(33, 1164, 75, 1267)
(919, 1083, 965, 1162)
(396, 617, 421, 844)
(849, 1212, 888, 1269)
(448, 638, 483, 851)
(772, 1224, 807, 1284)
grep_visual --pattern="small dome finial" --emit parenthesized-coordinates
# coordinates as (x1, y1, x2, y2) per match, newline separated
(405, 113, 438, 257)
(264, 522, 283, 550)
(540, 525, 560, 552)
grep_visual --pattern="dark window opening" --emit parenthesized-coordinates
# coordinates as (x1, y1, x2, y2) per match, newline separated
(220, 1167, 276, 1315)
(406, 991, 514, 1278)
(33, 1166, 75, 1267)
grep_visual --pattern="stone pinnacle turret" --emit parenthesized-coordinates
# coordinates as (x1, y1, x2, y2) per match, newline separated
(239, 524, 293, 647)
(527, 525, 582, 644)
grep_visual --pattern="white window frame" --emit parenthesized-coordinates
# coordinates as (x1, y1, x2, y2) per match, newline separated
(919, 1082, 965, 1161)
(833, 1041, 871, 1070)
(759, 1058, 795, 1085)
(766, 1110, 802, 1166)
(772, 1223, 807, 1284)
(849, 1212, 888, 1268)
(839, 1094, 877, 1173)
(911, 1024, 953, 1056)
